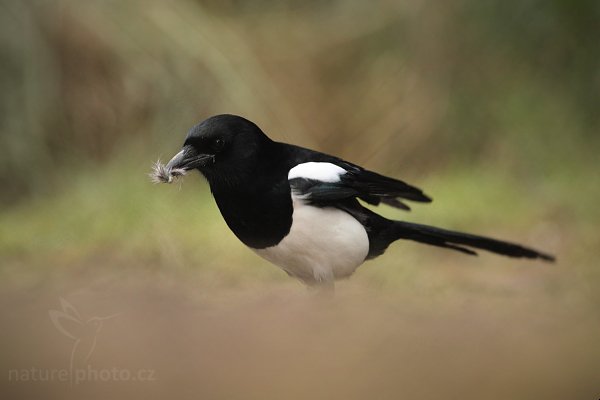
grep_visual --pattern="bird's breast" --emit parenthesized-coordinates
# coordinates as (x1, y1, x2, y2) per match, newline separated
(212, 186, 294, 249)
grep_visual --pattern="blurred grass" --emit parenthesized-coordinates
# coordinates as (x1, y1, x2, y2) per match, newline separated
(1, 150, 597, 303)
(1, 0, 598, 199)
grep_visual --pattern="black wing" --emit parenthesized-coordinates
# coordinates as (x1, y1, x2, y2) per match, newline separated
(287, 161, 431, 211)
(284, 157, 554, 262)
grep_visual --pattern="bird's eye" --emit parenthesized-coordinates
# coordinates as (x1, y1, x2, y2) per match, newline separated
(212, 138, 225, 151)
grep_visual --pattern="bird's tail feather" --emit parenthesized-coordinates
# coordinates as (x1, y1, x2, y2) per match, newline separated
(393, 221, 555, 262)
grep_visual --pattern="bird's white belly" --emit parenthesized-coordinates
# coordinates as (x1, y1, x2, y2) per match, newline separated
(253, 200, 369, 284)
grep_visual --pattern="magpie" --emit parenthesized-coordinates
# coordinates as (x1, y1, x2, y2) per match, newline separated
(154, 114, 554, 287)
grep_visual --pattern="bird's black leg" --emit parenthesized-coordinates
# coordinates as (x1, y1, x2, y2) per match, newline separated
(307, 274, 335, 297)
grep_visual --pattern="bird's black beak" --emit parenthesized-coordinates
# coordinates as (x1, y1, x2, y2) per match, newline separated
(165, 145, 215, 171)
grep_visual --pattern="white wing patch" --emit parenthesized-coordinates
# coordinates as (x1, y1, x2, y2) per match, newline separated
(288, 162, 347, 183)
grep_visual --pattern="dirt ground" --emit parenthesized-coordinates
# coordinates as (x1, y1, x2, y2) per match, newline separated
(1, 266, 598, 400)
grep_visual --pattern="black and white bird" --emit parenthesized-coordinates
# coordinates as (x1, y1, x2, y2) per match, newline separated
(156, 114, 554, 287)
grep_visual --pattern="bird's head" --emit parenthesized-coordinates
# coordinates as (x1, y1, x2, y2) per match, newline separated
(163, 114, 272, 185)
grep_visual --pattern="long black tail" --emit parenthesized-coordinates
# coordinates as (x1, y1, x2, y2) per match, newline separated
(394, 221, 555, 262)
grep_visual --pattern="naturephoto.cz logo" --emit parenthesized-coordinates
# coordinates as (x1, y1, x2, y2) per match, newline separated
(8, 366, 155, 384)
(7, 297, 156, 385)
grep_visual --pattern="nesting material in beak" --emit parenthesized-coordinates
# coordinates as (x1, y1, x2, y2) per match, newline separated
(149, 160, 187, 184)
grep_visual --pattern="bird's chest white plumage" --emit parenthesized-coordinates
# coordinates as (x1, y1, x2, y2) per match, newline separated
(253, 198, 370, 284)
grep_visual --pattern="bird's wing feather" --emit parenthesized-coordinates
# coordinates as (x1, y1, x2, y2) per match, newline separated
(287, 161, 431, 210)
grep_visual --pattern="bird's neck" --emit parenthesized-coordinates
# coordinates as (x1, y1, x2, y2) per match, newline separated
(210, 181, 293, 249)
(207, 145, 295, 249)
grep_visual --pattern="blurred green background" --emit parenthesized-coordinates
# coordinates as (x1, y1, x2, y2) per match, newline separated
(1, 1, 599, 399)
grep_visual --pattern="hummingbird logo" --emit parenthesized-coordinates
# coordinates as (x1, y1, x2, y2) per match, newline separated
(49, 298, 119, 377)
